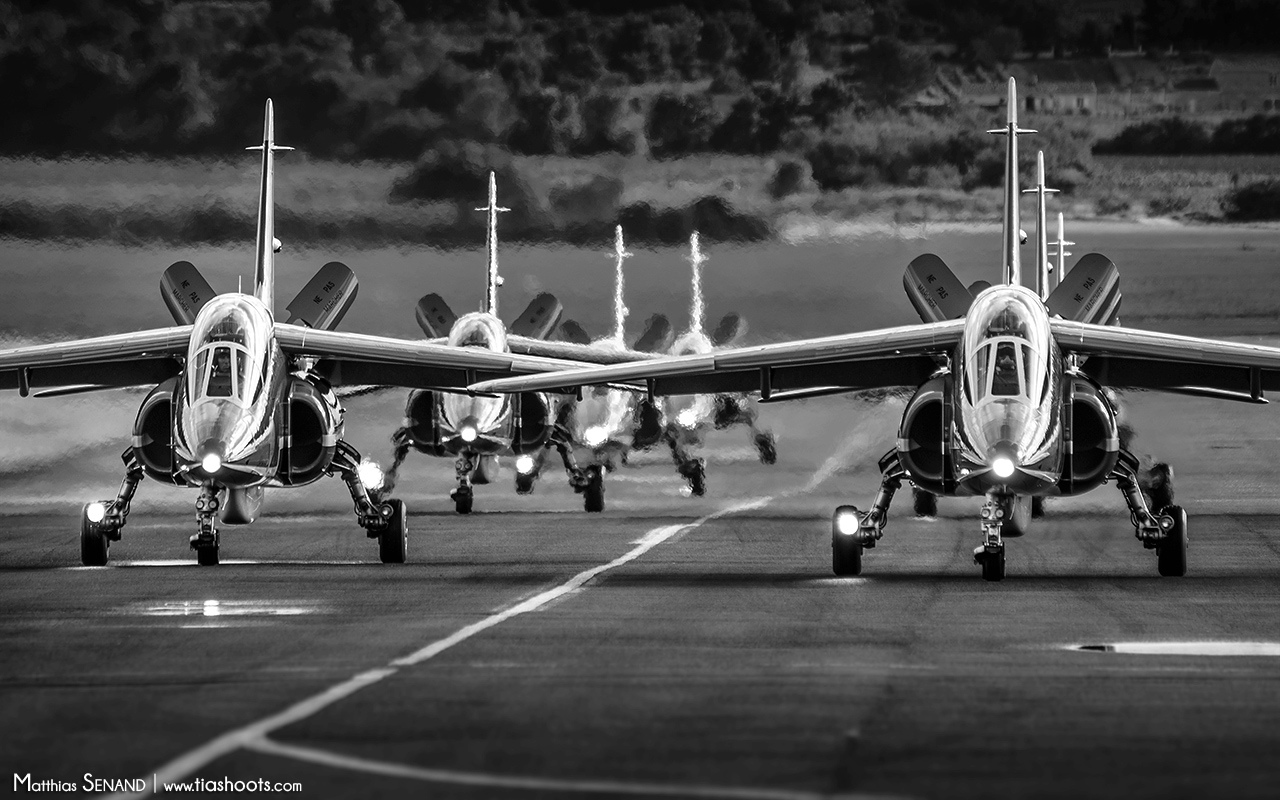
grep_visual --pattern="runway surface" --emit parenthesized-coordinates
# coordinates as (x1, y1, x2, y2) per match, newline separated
(5, 393, 1280, 799)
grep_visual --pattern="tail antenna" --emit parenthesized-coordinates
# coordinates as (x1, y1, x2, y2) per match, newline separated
(476, 171, 509, 314)
(1022, 150, 1060, 300)
(987, 77, 1036, 287)
(610, 225, 632, 342)
(687, 231, 707, 336)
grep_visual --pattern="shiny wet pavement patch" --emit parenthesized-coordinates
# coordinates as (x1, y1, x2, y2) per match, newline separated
(1068, 641, 1280, 656)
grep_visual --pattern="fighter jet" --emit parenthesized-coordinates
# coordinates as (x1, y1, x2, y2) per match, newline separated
(0, 101, 607, 566)
(386, 176, 651, 514)
(468, 78, 1280, 581)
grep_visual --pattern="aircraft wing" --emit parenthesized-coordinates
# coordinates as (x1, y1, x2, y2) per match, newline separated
(505, 335, 654, 365)
(274, 324, 598, 390)
(1053, 319, 1280, 402)
(0, 326, 192, 395)
(469, 320, 966, 396)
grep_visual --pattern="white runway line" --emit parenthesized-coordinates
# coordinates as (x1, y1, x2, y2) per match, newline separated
(103, 499, 774, 800)
(246, 736, 841, 800)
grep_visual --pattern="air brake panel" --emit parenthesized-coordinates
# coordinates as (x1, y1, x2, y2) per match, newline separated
(161, 261, 217, 324)
(415, 293, 458, 338)
(509, 292, 564, 340)
(285, 261, 359, 330)
(903, 254, 974, 323)
(712, 312, 747, 347)
(555, 319, 591, 345)
(1046, 253, 1121, 325)
(633, 313, 674, 353)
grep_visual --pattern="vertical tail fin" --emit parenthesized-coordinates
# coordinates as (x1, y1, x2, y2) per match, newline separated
(1048, 212, 1075, 291)
(687, 231, 707, 336)
(1022, 150, 1059, 300)
(476, 171, 509, 315)
(246, 99, 293, 314)
(611, 225, 632, 342)
(987, 77, 1035, 287)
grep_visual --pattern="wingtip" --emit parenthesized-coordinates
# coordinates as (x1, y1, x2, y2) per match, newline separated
(263, 98, 274, 143)
(1037, 150, 1046, 184)
(1007, 77, 1017, 126)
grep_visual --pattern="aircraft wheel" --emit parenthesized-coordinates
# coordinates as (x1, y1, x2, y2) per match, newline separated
(453, 487, 473, 515)
(912, 488, 937, 517)
(378, 499, 408, 564)
(583, 467, 605, 513)
(1156, 505, 1187, 577)
(755, 432, 777, 465)
(196, 545, 220, 566)
(1147, 463, 1175, 515)
(831, 505, 863, 576)
(686, 459, 706, 497)
(980, 546, 1005, 582)
(1031, 496, 1045, 518)
(80, 503, 110, 567)
(515, 473, 536, 495)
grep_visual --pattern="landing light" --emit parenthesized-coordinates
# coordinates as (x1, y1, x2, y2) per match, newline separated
(202, 453, 222, 474)
(835, 511, 860, 536)
(584, 426, 608, 448)
(460, 425, 478, 443)
(676, 408, 700, 429)
(86, 502, 107, 523)
(516, 455, 536, 475)
(991, 457, 1015, 479)
(357, 459, 385, 492)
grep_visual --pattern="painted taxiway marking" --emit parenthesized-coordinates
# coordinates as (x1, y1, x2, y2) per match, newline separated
(104, 498, 775, 800)
(245, 736, 835, 800)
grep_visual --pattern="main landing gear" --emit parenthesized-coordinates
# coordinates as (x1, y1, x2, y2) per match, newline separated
(667, 433, 706, 497)
(713, 394, 777, 465)
(830, 451, 904, 576)
(79, 448, 143, 566)
(332, 440, 407, 564)
(1113, 451, 1184, 577)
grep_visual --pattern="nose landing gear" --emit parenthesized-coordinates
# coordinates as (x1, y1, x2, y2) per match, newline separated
(190, 483, 221, 566)
(451, 453, 476, 514)
(974, 495, 1007, 582)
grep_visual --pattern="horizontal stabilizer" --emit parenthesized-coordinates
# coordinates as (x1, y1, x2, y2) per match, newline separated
(633, 313, 674, 354)
(509, 292, 564, 340)
(1046, 253, 1121, 325)
(556, 320, 591, 346)
(415, 293, 458, 338)
(711, 312, 747, 348)
(161, 261, 217, 325)
(285, 261, 359, 330)
(903, 254, 973, 323)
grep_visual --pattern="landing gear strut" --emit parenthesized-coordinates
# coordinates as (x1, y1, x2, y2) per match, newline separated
(831, 450, 904, 576)
(714, 394, 776, 465)
(667, 432, 706, 496)
(79, 448, 143, 566)
(974, 493, 1007, 582)
(1113, 450, 1184, 577)
(451, 452, 475, 514)
(332, 440, 406, 563)
(190, 483, 220, 566)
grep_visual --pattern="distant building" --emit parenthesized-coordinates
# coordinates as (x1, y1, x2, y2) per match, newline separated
(1024, 81, 1098, 114)
(1209, 57, 1280, 112)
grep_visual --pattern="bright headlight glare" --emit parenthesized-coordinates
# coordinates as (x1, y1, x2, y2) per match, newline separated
(460, 425, 478, 443)
(835, 511, 860, 536)
(991, 456, 1015, 479)
(86, 502, 107, 523)
(676, 408, 699, 429)
(357, 459, 385, 491)
(201, 453, 222, 473)
(584, 426, 608, 447)
(516, 455, 535, 475)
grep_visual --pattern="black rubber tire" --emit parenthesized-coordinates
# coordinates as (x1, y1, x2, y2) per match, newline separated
(832, 505, 863, 576)
(515, 474, 536, 495)
(1156, 505, 1188, 577)
(80, 504, 109, 567)
(912, 488, 937, 517)
(687, 460, 706, 497)
(755, 432, 777, 465)
(378, 499, 408, 564)
(454, 490, 473, 515)
(196, 545, 220, 566)
(583, 467, 605, 513)
(981, 547, 1005, 582)
(1031, 496, 1045, 518)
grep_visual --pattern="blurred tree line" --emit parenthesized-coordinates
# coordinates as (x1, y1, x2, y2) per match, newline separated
(1096, 116, 1280, 156)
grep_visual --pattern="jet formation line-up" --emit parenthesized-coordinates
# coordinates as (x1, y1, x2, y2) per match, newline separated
(6, 81, 1280, 580)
